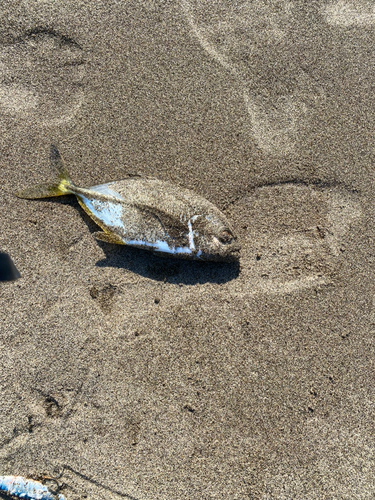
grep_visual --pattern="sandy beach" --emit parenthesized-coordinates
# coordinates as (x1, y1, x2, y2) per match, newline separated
(1, 1, 375, 499)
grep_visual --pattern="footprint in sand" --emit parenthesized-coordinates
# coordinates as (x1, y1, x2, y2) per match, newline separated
(180, 0, 326, 156)
(227, 183, 362, 293)
(181, 1, 373, 157)
(0, 29, 86, 125)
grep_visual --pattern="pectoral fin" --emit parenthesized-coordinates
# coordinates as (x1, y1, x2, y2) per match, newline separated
(93, 231, 125, 245)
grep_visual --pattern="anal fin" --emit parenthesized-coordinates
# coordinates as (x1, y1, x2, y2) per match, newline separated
(93, 231, 125, 245)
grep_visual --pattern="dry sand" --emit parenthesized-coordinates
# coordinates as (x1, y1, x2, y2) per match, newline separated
(1, 1, 375, 499)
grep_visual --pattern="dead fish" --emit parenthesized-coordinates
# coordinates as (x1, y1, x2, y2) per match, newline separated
(0, 252, 20, 281)
(0, 476, 65, 499)
(16, 146, 240, 262)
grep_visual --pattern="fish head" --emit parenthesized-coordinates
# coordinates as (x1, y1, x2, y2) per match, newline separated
(191, 214, 241, 262)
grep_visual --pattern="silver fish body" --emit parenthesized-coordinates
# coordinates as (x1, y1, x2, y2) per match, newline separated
(17, 146, 240, 262)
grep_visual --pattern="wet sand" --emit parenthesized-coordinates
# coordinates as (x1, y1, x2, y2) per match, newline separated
(1, 1, 375, 499)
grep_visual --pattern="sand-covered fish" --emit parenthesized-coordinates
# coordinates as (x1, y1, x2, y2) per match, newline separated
(17, 146, 240, 262)
(0, 476, 65, 499)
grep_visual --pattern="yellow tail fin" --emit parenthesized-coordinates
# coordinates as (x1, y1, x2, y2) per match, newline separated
(16, 145, 74, 199)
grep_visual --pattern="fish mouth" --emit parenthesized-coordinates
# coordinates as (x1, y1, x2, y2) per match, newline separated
(199, 243, 241, 263)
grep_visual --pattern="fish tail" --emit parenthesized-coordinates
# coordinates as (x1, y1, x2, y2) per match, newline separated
(16, 145, 75, 199)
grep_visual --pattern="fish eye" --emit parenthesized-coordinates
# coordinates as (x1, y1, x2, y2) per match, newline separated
(218, 230, 234, 244)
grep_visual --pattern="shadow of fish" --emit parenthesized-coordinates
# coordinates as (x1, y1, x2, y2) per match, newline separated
(0, 252, 20, 281)
(0, 476, 65, 499)
(16, 146, 240, 262)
